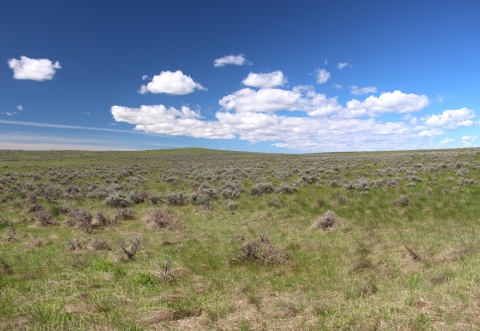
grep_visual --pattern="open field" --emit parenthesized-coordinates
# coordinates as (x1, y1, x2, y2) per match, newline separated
(1, 148, 480, 330)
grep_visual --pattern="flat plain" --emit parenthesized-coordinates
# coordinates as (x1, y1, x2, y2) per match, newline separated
(1, 148, 480, 330)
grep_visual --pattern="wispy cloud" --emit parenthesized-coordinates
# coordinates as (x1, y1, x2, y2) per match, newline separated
(350, 85, 377, 95)
(0, 119, 141, 134)
(16, 105, 23, 111)
(337, 62, 352, 69)
(0, 133, 180, 151)
(0, 133, 132, 151)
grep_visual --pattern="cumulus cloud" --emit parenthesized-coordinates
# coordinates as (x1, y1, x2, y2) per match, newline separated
(8, 56, 61, 81)
(242, 71, 286, 88)
(461, 135, 478, 146)
(316, 69, 330, 84)
(418, 128, 444, 137)
(337, 62, 352, 69)
(139, 70, 206, 95)
(345, 90, 429, 117)
(110, 79, 465, 152)
(424, 108, 475, 130)
(438, 138, 454, 146)
(219, 86, 430, 120)
(142, 75, 149, 80)
(112, 103, 426, 151)
(350, 85, 377, 95)
(218, 85, 342, 116)
(214, 54, 251, 67)
(219, 88, 300, 113)
(17, 105, 23, 111)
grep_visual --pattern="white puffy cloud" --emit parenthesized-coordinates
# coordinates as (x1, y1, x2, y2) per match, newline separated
(8, 56, 61, 81)
(218, 85, 342, 116)
(111, 76, 472, 152)
(333, 84, 343, 89)
(345, 90, 429, 117)
(350, 85, 377, 95)
(424, 108, 475, 130)
(16, 105, 23, 111)
(306, 93, 343, 117)
(316, 69, 330, 84)
(219, 88, 300, 113)
(242, 71, 286, 88)
(461, 135, 478, 146)
(438, 138, 454, 146)
(418, 128, 444, 137)
(338, 62, 352, 69)
(219, 87, 430, 120)
(139, 70, 206, 95)
(214, 54, 251, 67)
(112, 103, 433, 152)
(142, 75, 149, 80)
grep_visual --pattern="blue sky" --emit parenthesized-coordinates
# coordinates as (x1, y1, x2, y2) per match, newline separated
(1, 0, 479, 152)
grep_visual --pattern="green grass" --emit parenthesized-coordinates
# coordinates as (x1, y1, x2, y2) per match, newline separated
(0, 148, 480, 330)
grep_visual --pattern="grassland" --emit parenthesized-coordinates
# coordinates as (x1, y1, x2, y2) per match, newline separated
(1, 148, 480, 330)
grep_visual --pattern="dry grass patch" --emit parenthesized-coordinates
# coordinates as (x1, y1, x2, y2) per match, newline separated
(137, 309, 175, 325)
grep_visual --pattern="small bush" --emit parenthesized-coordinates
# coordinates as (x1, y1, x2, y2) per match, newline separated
(113, 208, 135, 222)
(187, 193, 211, 209)
(150, 194, 163, 205)
(226, 199, 238, 210)
(91, 238, 112, 251)
(393, 195, 410, 207)
(330, 180, 340, 187)
(316, 210, 336, 229)
(96, 211, 110, 226)
(66, 209, 93, 233)
(198, 182, 218, 200)
(118, 237, 140, 260)
(165, 192, 187, 206)
(29, 204, 44, 213)
(144, 209, 182, 230)
(128, 190, 148, 204)
(105, 192, 131, 208)
(37, 210, 54, 226)
(221, 181, 244, 199)
(234, 233, 292, 265)
(250, 182, 274, 196)
(275, 183, 298, 194)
